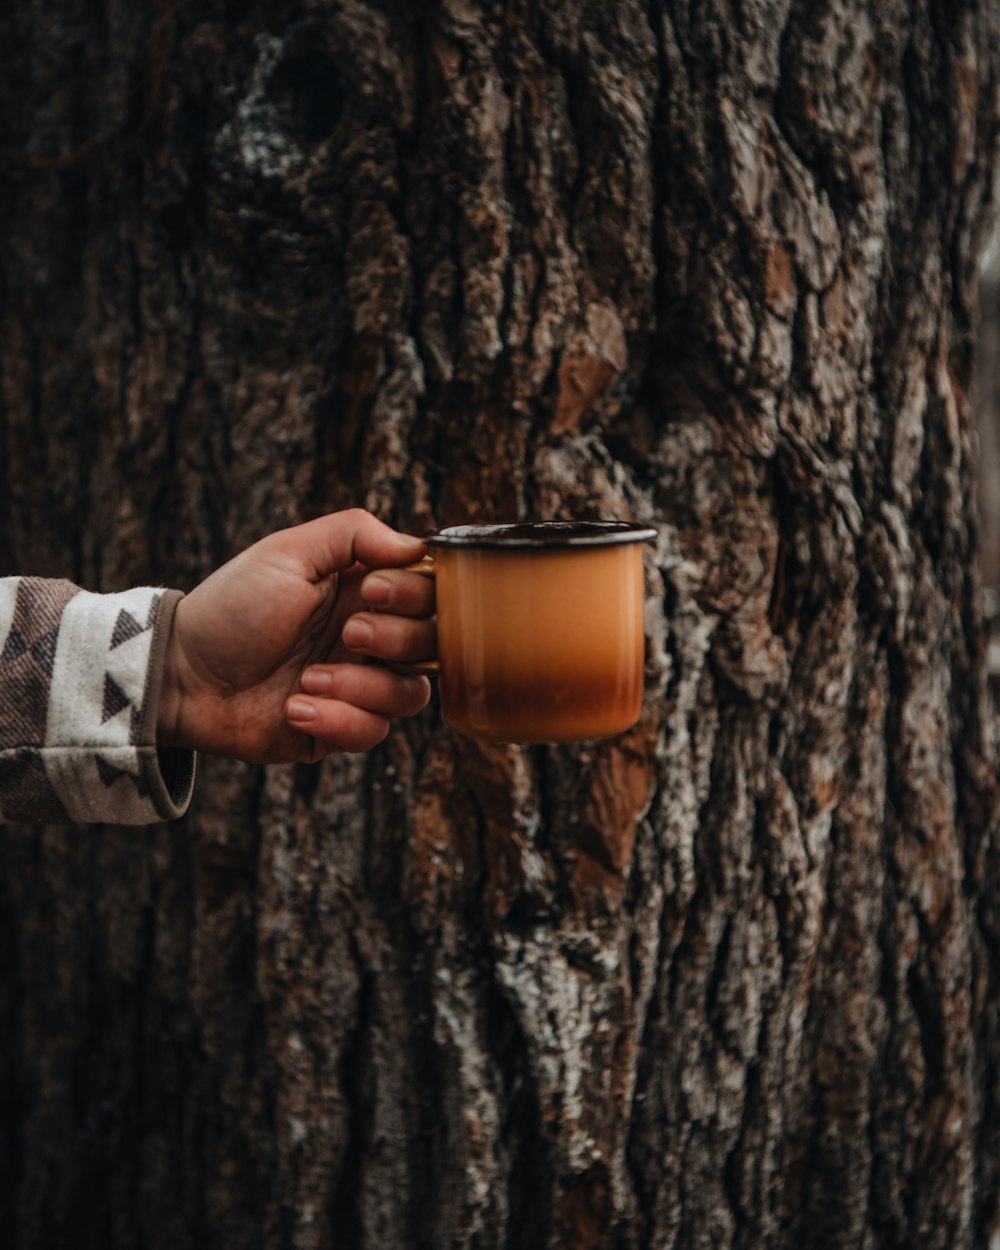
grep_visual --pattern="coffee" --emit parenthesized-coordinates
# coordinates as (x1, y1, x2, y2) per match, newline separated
(426, 522, 654, 744)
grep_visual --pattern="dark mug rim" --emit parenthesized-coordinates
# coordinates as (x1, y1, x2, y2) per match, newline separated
(425, 521, 657, 549)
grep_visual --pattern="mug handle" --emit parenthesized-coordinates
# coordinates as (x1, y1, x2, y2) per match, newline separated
(385, 555, 439, 676)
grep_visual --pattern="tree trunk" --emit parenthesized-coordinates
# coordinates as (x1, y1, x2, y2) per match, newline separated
(2, 1, 1000, 1247)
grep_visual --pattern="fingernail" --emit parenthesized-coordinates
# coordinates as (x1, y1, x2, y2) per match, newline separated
(343, 619, 373, 648)
(362, 575, 391, 606)
(301, 669, 332, 694)
(287, 698, 316, 722)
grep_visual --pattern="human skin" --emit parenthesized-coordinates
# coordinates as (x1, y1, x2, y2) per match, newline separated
(155, 509, 435, 762)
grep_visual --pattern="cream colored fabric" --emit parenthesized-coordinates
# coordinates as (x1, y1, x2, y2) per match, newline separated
(0, 577, 195, 824)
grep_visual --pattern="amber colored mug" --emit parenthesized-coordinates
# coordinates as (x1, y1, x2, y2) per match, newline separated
(413, 521, 656, 744)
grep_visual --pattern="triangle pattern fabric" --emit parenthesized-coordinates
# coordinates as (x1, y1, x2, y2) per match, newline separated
(95, 754, 129, 788)
(94, 755, 147, 799)
(0, 748, 47, 775)
(0, 748, 71, 823)
(146, 593, 161, 630)
(0, 627, 28, 666)
(110, 608, 145, 649)
(102, 673, 131, 723)
(30, 628, 59, 677)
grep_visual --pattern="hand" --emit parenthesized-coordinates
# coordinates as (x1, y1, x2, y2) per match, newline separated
(156, 509, 435, 762)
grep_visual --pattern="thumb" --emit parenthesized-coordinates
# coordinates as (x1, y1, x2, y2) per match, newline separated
(267, 508, 426, 580)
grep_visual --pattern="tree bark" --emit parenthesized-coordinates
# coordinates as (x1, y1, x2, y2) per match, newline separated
(2, 1, 1000, 1247)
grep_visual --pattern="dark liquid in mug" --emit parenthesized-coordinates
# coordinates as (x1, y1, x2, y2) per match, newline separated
(441, 664, 643, 744)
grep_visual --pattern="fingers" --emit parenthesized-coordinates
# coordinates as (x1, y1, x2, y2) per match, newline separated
(360, 567, 435, 617)
(267, 508, 426, 581)
(285, 697, 391, 755)
(285, 665, 431, 754)
(341, 611, 436, 663)
(300, 664, 431, 716)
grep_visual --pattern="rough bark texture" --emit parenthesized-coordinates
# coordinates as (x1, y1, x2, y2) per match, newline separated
(2, 2, 1000, 1248)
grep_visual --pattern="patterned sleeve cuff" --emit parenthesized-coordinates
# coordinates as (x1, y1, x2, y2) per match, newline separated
(0, 580, 195, 824)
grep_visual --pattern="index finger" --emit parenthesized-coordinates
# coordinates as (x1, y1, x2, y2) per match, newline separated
(267, 508, 426, 580)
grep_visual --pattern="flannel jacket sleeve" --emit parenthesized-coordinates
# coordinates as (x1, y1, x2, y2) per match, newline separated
(0, 577, 195, 824)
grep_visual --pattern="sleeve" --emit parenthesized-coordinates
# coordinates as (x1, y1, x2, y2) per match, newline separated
(0, 576, 196, 824)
